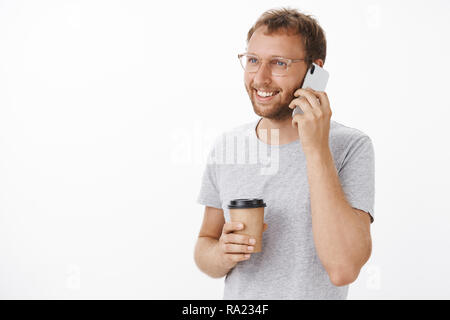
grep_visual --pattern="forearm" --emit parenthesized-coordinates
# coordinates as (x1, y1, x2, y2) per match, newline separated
(305, 148, 371, 278)
(194, 236, 232, 278)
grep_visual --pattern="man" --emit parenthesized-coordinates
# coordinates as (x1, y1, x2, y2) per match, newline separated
(194, 7, 374, 299)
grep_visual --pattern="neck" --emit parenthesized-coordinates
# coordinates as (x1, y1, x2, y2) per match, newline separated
(256, 117, 299, 145)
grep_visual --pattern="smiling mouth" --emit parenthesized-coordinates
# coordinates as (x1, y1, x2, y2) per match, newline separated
(254, 88, 280, 96)
(253, 89, 280, 101)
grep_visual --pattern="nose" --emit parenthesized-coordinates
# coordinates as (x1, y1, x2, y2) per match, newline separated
(253, 61, 272, 86)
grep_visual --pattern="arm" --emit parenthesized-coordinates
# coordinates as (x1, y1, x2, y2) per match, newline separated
(305, 148, 372, 286)
(195, 237, 230, 278)
(290, 88, 372, 286)
(194, 206, 258, 278)
(194, 206, 231, 278)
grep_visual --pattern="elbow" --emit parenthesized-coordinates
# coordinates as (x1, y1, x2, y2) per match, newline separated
(328, 266, 360, 287)
(328, 244, 372, 287)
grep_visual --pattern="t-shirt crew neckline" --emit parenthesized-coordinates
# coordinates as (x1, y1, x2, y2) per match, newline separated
(254, 117, 301, 148)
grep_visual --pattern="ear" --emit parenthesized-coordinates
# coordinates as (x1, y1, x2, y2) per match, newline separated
(313, 59, 324, 68)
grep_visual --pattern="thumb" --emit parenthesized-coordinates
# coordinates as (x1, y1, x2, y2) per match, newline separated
(292, 116, 300, 129)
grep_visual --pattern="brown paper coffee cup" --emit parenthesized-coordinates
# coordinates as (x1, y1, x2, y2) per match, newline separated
(228, 199, 266, 253)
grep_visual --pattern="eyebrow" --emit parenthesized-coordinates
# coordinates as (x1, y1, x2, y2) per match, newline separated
(247, 52, 288, 58)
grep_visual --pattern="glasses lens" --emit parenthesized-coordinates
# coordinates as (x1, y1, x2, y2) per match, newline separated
(239, 55, 290, 75)
(271, 58, 289, 76)
(240, 54, 259, 72)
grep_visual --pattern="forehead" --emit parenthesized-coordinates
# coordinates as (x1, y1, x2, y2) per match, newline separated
(247, 26, 305, 58)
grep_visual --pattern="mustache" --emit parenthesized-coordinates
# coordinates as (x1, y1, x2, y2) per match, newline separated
(252, 87, 280, 92)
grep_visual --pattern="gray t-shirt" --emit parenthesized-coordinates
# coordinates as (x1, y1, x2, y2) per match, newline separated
(197, 118, 375, 300)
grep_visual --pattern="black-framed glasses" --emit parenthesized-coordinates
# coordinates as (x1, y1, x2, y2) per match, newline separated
(238, 53, 306, 76)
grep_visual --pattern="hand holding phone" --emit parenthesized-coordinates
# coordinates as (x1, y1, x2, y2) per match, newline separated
(292, 63, 329, 116)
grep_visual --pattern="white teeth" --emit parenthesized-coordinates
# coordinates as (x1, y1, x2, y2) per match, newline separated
(257, 90, 277, 97)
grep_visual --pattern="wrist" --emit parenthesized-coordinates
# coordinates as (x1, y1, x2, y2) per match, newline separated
(214, 240, 234, 271)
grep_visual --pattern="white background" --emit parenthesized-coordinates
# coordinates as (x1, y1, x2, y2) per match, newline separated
(1, 0, 449, 299)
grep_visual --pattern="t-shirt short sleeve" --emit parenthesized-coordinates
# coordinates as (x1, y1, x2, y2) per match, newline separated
(197, 150, 222, 209)
(338, 136, 375, 223)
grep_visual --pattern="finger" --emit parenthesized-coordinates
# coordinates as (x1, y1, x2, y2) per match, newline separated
(291, 99, 314, 130)
(302, 88, 331, 116)
(291, 107, 303, 127)
(291, 113, 302, 130)
(226, 253, 251, 262)
(223, 222, 244, 234)
(289, 98, 314, 119)
(295, 88, 321, 113)
(223, 243, 254, 254)
(294, 88, 322, 117)
(263, 223, 268, 232)
(312, 91, 331, 116)
(288, 96, 305, 110)
(291, 110, 302, 129)
(224, 233, 254, 245)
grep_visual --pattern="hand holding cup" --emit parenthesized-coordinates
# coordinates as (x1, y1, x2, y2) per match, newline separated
(218, 221, 268, 270)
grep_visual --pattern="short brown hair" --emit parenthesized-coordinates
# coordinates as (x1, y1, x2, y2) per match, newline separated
(246, 7, 327, 66)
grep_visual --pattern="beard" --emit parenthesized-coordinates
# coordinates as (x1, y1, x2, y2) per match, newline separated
(247, 88, 294, 121)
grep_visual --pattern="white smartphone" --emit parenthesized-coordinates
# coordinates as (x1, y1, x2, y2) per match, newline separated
(292, 62, 329, 116)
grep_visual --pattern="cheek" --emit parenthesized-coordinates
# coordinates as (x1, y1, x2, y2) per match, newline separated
(283, 79, 303, 95)
(244, 74, 252, 88)
(278, 81, 294, 94)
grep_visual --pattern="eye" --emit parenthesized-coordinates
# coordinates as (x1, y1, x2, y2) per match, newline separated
(248, 57, 258, 64)
(273, 59, 287, 67)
